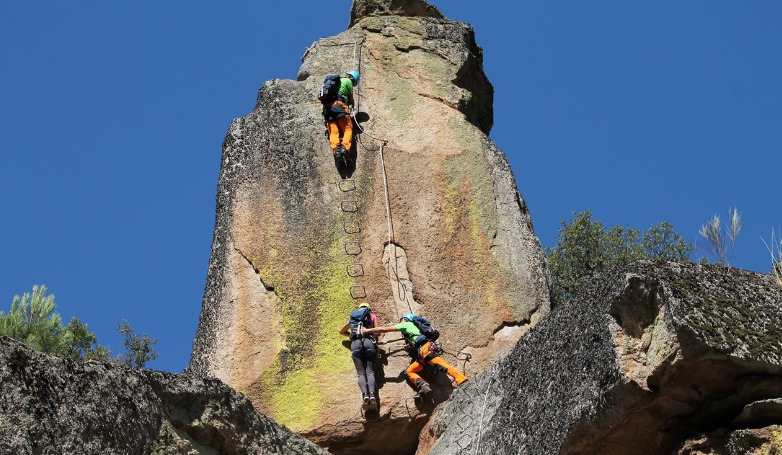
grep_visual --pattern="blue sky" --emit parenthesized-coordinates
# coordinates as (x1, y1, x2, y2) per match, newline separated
(1, 1, 779, 373)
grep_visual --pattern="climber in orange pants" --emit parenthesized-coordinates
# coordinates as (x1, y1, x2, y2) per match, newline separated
(405, 339, 467, 393)
(363, 313, 467, 395)
(322, 71, 359, 165)
(326, 100, 353, 153)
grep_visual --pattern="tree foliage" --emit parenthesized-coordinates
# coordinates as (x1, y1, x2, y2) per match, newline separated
(546, 211, 694, 305)
(116, 318, 158, 368)
(0, 285, 109, 360)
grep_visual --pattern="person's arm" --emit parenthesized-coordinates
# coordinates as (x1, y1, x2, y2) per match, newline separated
(339, 322, 350, 337)
(347, 94, 355, 110)
(362, 325, 399, 336)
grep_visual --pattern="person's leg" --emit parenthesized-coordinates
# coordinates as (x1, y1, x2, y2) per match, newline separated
(429, 356, 468, 385)
(357, 339, 377, 408)
(351, 339, 370, 399)
(328, 121, 342, 152)
(337, 113, 353, 152)
(361, 338, 376, 396)
(405, 360, 429, 392)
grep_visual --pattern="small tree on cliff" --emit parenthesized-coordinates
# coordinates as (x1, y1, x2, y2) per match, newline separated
(0, 285, 109, 359)
(116, 318, 158, 368)
(546, 211, 694, 305)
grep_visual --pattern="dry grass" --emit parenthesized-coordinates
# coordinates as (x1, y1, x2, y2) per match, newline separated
(762, 229, 782, 288)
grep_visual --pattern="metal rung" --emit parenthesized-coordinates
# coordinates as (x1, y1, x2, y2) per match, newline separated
(349, 285, 366, 299)
(456, 414, 474, 432)
(456, 434, 473, 450)
(341, 200, 358, 212)
(345, 240, 362, 255)
(347, 263, 364, 277)
(343, 220, 361, 234)
(338, 179, 356, 192)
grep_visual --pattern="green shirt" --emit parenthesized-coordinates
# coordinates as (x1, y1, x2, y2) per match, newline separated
(338, 77, 354, 102)
(395, 321, 421, 346)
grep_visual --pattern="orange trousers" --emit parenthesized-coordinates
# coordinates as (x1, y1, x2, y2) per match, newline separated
(405, 341, 467, 388)
(327, 100, 353, 153)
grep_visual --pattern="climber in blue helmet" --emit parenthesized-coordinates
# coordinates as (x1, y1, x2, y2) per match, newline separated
(363, 312, 468, 396)
(323, 70, 360, 167)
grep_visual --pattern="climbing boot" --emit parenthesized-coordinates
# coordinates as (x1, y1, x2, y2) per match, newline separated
(362, 394, 371, 410)
(335, 145, 349, 166)
(369, 394, 377, 410)
(418, 384, 432, 395)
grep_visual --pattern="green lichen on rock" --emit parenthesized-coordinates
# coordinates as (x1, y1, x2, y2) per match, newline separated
(385, 72, 416, 122)
(442, 139, 496, 245)
(254, 212, 357, 431)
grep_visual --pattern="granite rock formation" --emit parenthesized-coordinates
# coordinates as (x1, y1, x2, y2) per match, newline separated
(423, 262, 782, 455)
(0, 336, 328, 455)
(188, 0, 550, 453)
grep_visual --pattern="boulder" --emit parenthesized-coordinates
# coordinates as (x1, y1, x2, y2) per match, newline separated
(0, 336, 328, 455)
(424, 262, 782, 455)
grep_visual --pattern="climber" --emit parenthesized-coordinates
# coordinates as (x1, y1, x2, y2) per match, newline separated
(339, 302, 378, 410)
(322, 70, 359, 166)
(362, 313, 467, 396)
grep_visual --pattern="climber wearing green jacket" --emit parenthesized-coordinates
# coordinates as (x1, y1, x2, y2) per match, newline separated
(363, 313, 467, 395)
(323, 71, 359, 165)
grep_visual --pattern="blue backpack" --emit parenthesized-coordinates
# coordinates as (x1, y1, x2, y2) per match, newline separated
(411, 315, 440, 346)
(318, 74, 341, 104)
(348, 307, 373, 340)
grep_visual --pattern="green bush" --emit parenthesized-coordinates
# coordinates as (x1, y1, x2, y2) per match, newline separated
(546, 211, 694, 305)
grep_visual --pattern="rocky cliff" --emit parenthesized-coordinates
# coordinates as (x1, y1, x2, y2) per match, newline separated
(0, 336, 328, 455)
(422, 262, 782, 455)
(188, 0, 550, 452)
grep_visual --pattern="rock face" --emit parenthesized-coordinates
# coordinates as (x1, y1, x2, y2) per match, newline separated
(0, 336, 328, 455)
(188, 0, 550, 453)
(423, 262, 782, 455)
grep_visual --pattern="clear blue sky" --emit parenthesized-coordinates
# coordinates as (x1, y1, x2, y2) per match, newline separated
(2, 1, 779, 373)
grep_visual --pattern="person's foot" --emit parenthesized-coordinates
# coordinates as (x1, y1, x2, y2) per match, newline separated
(369, 394, 377, 409)
(419, 384, 432, 395)
(362, 394, 371, 409)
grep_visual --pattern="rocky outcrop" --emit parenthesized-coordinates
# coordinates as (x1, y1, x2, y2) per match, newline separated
(188, 0, 549, 453)
(423, 262, 782, 455)
(349, 0, 445, 28)
(0, 336, 328, 455)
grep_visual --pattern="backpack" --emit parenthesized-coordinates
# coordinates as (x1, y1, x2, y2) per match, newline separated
(318, 74, 342, 104)
(411, 316, 440, 346)
(348, 307, 373, 340)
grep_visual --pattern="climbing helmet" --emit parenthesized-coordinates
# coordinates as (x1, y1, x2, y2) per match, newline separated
(346, 70, 360, 86)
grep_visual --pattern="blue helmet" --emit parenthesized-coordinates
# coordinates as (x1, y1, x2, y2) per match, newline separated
(401, 313, 414, 322)
(346, 70, 360, 86)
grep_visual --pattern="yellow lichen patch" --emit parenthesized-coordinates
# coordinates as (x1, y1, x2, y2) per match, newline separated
(252, 203, 358, 431)
(761, 427, 782, 455)
(443, 183, 458, 239)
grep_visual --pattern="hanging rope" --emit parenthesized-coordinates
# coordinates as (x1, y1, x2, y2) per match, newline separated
(474, 378, 494, 455)
(352, 39, 361, 114)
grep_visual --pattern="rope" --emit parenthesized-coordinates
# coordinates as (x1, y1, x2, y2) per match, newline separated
(474, 378, 493, 455)
(379, 141, 402, 320)
(353, 39, 361, 113)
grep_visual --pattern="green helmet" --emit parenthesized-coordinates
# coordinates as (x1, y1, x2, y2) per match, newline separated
(347, 70, 360, 86)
